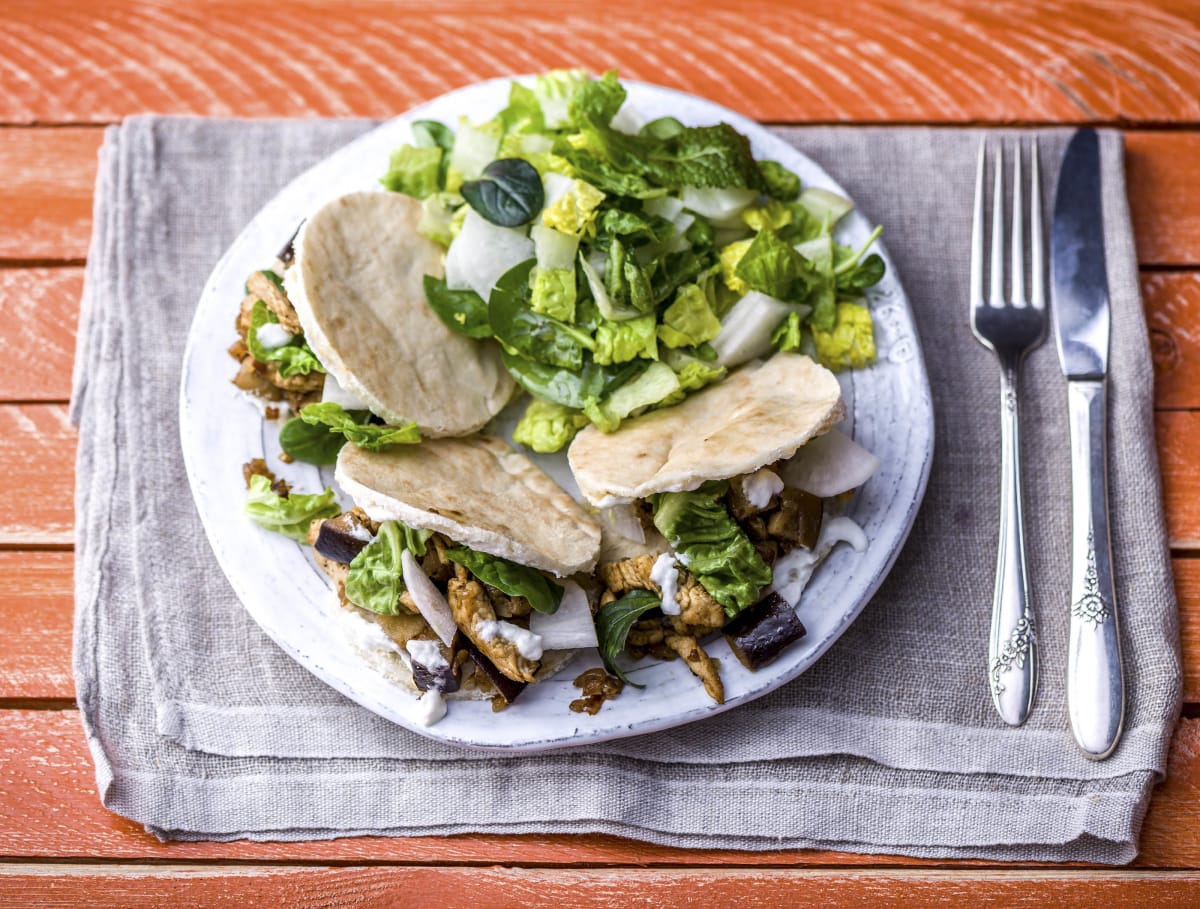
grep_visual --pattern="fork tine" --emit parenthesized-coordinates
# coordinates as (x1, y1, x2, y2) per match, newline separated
(1029, 137, 1045, 310)
(1010, 140, 1025, 306)
(989, 142, 1005, 307)
(970, 138, 986, 310)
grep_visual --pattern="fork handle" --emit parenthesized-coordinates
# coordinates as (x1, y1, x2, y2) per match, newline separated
(1066, 379, 1125, 759)
(989, 364, 1038, 726)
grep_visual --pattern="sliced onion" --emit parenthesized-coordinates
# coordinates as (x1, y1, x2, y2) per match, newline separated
(529, 580, 598, 650)
(781, 429, 881, 498)
(400, 549, 457, 646)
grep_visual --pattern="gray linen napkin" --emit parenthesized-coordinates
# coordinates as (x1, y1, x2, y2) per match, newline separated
(73, 117, 1181, 862)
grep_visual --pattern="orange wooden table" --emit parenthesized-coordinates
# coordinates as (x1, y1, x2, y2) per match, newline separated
(3, 1, 1200, 904)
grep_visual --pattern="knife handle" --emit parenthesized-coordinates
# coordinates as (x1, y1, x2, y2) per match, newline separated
(1066, 379, 1125, 759)
(988, 364, 1037, 726)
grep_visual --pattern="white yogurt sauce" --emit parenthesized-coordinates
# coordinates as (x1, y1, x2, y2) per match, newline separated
(413, 689, 447, 726)
(649, 552, 681, 616)
(741, 468, 784, 509)
(255, 322, 295, 350)
(477, 620, 544, 661)
(405, 638, 449, 671)
(348, 523, 375, 543)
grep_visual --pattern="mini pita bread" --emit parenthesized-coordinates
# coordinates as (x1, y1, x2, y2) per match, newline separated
(568, 354, 845, 508)
(286, 191, 515, 436)
(336, 436, 602, 576)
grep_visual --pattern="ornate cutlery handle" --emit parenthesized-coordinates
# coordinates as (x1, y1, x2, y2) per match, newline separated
(989, 364, 1037, 726)
(1066, 379, 1125, 759)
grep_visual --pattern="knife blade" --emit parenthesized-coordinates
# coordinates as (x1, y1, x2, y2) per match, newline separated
(1051, 128, 1125, 760)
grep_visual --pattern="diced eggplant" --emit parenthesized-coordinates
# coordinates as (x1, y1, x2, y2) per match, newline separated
(277, 221, 303, 267)
(743, 515, 769, 542)
(462, 635, 526, 705)
(313, 521, 370, 564)
(410, 637, 462, 694)
(723, 592, 807, 671)
(767, 488, 823, 550)
(753, 540, 780, 567)
(726, 478, 760, 520)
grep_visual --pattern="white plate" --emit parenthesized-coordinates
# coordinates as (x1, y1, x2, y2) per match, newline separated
(180, 78, 934, 751)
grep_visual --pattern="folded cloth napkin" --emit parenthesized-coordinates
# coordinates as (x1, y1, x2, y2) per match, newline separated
(73, 117, 1181, 862)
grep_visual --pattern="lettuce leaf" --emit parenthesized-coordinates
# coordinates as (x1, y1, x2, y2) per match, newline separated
(246, 301, 325, 377)
(733, 229, 814, 302)
(299, 403, 420, 451)
(658, 348, 726, 406)
(512, 398, 589, 453)
(811, 302, 877, 371)
(529, 266, 577, 322)
(278, 417, 346, 466)
(489, 259, 594, 370)
(500, 348, 639, 411)
(444, 547, 564, 614)
(604, 237, 655, 314)
(652, 482, 772, 617)
(542, 177, 606, 235)
(759, 160, 801, 200)
(770, 310, 804, 352)
(593, 314, 658, 365)
(423, 274, 491, 338)
(583, 361, 680, 431)
(244, 475, 339, 542)
(380, 144, 443, 199)
(345, 520, 431, 616)
(656, 283, 721, 348)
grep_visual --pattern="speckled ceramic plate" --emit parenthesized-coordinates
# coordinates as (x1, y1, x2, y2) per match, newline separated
(180, 78, 934, 751)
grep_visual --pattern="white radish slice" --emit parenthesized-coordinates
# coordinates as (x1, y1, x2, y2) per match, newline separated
(711, 291, 793, 368)
(400, 549, 457, 646)
(681, 186, 758, 221)
(320, 371, 371, 412)
(444, 210, 534, 302)
(598, 504, 645, 545)
(781, 429, 881, 498)
(529, 580, 598, 650)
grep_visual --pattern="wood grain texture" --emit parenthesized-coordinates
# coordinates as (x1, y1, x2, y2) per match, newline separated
(2, 865, 1200, 909)
(1157, 411, 1200, 549)
(0, 406, 75, 545)
(0, 128, 99, 261)
(1146, 272, 1200, 409)
(1127, 132, 1200, 266)
(0, 553, 74, 701)
(3, 128, 1200, 273)
(2, 1, 1200, 126)
(1177, 559, 1200, 707)
(0, 269, 82, 401)
(0, 711, 1195, 868)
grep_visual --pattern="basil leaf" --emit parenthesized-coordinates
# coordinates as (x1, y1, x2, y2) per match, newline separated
(422, 275, 491, 338)
(595, 589, 661, 686)
(299, 403, 421, 451)
(244, 475, 340, 542)
(444, 547, 564, 615)
(278, 416, 346, 466)
(461, 158, 544, 227)
(489, 259, 594, 370)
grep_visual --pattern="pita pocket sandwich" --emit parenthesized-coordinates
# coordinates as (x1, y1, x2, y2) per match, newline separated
(285, 191, 516, 437)
(567, 353, 880, 702)
(307, 435, 602, 725)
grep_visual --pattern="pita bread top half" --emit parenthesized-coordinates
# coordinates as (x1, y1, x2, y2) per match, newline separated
(286, 192, 515, 437)
(335, 436, 602, 577)
(568, 354, 845, 508)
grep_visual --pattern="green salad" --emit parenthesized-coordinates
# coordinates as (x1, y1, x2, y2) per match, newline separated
(381, 69, 886, 452)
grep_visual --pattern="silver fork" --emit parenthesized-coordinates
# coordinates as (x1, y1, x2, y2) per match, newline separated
(970, 137, 1046, 727)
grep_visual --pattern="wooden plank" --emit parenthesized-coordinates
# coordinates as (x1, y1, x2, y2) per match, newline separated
(1, 127, 1200, 269)
(1, 865, 1200, 909)
(2, 1, 1200, 125)
(1146, 272, 1200, 409)
(1157, 411, 1200, 550)
(0, 405, 75, 545)
(0, 268, 82, 401)
(0, 538, 1195, 718)
(1127, 132, 1200, 267)
(0, 552, 74, 700)
(0, 710, 1196, 867)
(0, 128, 99, 261)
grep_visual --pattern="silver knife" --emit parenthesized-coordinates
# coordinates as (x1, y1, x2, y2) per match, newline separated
(1051, 128, 1125, 760)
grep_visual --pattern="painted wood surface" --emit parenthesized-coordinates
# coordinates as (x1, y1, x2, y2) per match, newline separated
(4, 129, 1200, 267)
(2, 865, 1200, 908)
(2, 1, 1200, 126)
(0, 712, 1196, 868)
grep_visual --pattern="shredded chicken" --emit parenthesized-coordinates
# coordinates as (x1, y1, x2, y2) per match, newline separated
(665, 634, 725, 704)
(599, 554, 657, 594)
(674, 576, 725, 631)
(447, 565, 539, 684)
(246, 269, 303, 334)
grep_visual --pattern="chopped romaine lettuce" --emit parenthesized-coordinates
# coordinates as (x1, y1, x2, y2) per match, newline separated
(529, 266, 577, 322)
(771, 310, 804, 352)
(512, 398, 589, 453)
(593, 314, 658, 365)
(244, 475, 339, 542)
(656, 283, 721, 348)
(811, 302, 877, 371)
(541, 175, 606, 235)
(246, 300, 325, 378)
(444, 547, 564, 614)
(380, 144, 443, 199)
(584, 361, 680, 431)
(299, 403, 421, 451)
(345, 520, 432, 616)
